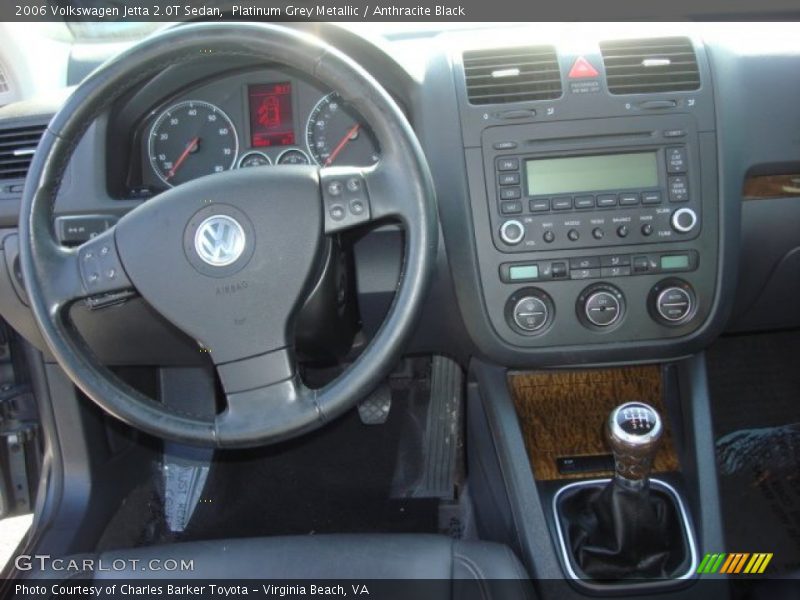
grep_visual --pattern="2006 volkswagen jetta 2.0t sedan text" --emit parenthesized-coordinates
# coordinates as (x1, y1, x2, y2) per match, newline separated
(0, 15, 798, 600)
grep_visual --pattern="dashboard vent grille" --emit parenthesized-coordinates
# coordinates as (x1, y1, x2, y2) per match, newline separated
(463, 45, 562, 105)
(0, 123, 46, 181)
(0, 67, 8, 94)
(600, 37, 700, 95)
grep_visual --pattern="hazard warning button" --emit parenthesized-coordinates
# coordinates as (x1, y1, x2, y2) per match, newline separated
(568, 57, 599, 79)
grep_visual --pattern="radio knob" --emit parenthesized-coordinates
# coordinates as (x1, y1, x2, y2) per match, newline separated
(671, 208, 698, 233)
(500, 220, 525, 245)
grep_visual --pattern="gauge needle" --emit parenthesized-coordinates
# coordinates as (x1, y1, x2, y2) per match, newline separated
(324, 124, 360, 166)
(166, 136, 200, 181)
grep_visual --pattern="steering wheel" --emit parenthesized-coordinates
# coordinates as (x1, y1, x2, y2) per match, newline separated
(18, 22, 437, 447)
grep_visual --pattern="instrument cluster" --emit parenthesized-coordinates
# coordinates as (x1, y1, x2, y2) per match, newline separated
(132, 68, 381, 194)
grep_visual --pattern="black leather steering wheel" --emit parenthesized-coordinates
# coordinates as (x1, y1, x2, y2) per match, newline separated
(18, 22, 437, 447)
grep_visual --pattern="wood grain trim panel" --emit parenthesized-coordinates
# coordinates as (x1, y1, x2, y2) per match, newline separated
(743, 174, 800, 200)
(509, 366, 679, 481)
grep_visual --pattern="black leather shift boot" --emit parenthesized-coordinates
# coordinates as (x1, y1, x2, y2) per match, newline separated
(558, 481, 689, 580)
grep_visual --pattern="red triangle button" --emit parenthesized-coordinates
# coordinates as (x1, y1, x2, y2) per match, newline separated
(568, 56, 599, 79)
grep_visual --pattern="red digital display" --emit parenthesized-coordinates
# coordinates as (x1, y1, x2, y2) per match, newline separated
(248, 82, 295, 148)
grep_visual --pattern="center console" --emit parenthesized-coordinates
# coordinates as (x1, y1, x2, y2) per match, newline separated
(437, 34, 729, 364)
(476, 113, 718, 350)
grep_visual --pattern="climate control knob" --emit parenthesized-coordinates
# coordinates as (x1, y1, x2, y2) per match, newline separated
(500, 220, 525, 245)
(577, 284, 626, 330)
(505, 288, 554, 335)
(649, 279, 696, 326)
(671, 207, 698, 233)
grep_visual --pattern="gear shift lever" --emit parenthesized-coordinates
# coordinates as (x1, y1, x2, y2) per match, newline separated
(606, 401, 663, 488)
(558, 400, 685, 580)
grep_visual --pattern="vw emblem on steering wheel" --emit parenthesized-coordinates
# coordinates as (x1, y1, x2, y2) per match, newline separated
(194, 215, 246, 267)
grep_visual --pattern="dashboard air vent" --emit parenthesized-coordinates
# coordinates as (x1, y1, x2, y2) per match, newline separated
(0, 67, 8, 94)
(600, 37, 700, 95)
(0, 123, 46, 181)
(463, 45, 562, 105)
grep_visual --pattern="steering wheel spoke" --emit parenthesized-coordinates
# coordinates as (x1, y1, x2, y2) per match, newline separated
(44, 226, 135, 311)
(214, 347, 320, 447)
(72, 227, 137, 309)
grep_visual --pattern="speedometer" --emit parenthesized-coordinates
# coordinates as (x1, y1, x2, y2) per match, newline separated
(148, 100, 239, 187)
(305, 93, 380, 167)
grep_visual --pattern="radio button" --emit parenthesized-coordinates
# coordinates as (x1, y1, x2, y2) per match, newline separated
(552, 197, 573, 210)
(498, 172, 521, 186)
(530, 199, 550, 212)
(666, 147, 688, 173)
(633, 256, 651, 273)
(668, 175, 689, 202)
(543, 230, 555, 243)
(500, 220, 525, 245)
(597, 194, 618, 207)
(500, 200, 523, 215)
(601, 266, 631, 278)
(601, 255, 630, 267)
(616, 225, 629, 238)
(567, 229, 580, 241)
(572, 268, 601, 280)
(619, 193, 640, 206)
(493, 141, 518, 150)
(592, 227, 604, 240)
(663, 129, 687, 138)
(570, 257, 600, 270)
(575, 195, 595, 209)
(641, 223, 654, 236)
(642, 191, 663, 205)
(497, 158, 520, 171)
(552, 262, 568, 278)
(499, 187, 522, 200)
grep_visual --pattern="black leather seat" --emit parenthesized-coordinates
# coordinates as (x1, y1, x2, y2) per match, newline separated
(34, 535, 534, 599)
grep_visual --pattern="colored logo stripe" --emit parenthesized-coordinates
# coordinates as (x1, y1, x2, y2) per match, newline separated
(697, 553, 773, 575)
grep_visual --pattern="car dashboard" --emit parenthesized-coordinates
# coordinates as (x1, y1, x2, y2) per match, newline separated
(0, 23, 798, 369)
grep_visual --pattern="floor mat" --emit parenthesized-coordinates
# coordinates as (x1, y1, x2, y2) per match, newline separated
(97, 376, 442, 550)
(175, 392, 439, 542)
(707, 331, 800, 575)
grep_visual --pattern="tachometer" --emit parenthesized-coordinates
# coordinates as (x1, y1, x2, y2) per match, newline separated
(148, 100, 239, 187)
(305, 93, 380, 167)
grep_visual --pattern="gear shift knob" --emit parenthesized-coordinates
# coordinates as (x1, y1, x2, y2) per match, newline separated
(605, 401, 663, 487)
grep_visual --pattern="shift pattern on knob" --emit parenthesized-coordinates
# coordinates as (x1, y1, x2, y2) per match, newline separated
(606, 401, 663, 483)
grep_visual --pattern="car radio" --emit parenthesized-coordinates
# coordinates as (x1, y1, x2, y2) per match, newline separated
(487, 130, 700, 253)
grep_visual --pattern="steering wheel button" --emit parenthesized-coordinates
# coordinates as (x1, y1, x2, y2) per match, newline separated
(327, 181, 343, 196)
(349, 200, 365, 215)
(329, 205, 346, 220)
(346, 178, 361, 192)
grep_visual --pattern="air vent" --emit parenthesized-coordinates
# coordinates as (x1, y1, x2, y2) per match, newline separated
(463, 45, 562, 105)
(600, 37, 700, 95)
(0, 123, 46, 182)
(0, 67, 8, 94)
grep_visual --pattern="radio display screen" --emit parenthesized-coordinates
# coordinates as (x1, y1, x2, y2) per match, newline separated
(248, 82, 295, 148)
(525, 152, 658, 196)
